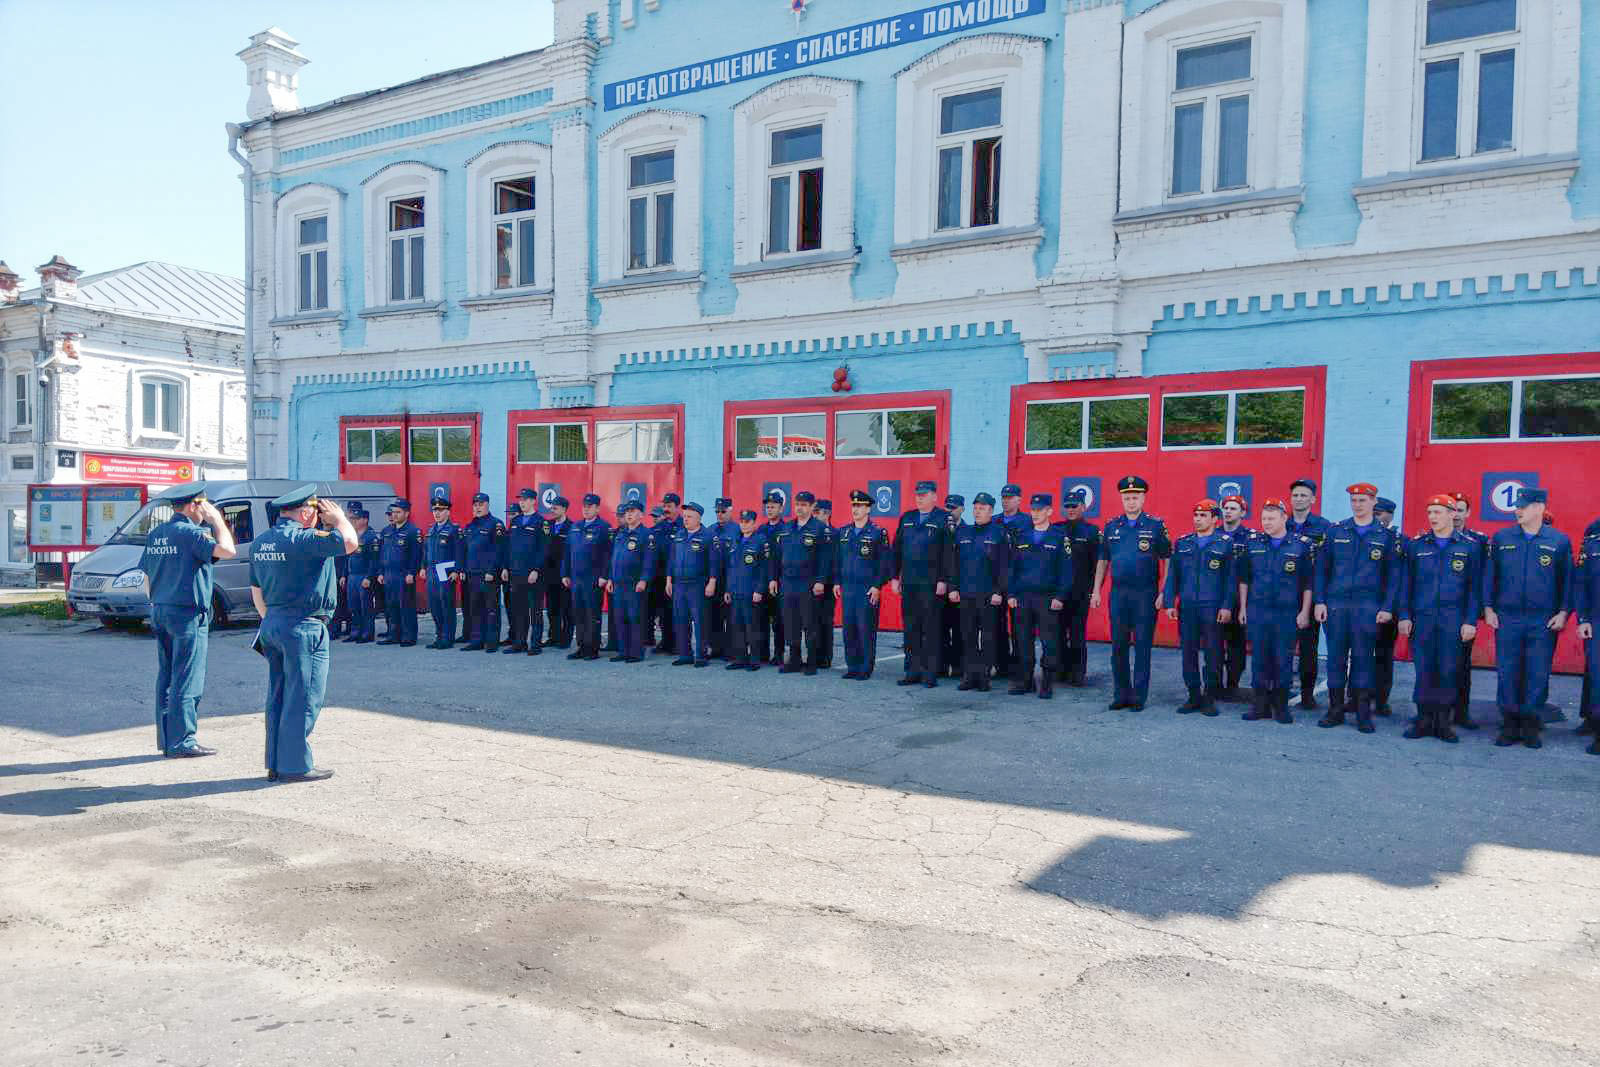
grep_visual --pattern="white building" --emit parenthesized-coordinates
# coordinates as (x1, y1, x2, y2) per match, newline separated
(0, 257, 246, 584)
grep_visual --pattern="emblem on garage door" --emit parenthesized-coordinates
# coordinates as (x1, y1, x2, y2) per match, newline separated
(868, 480, 900, 517)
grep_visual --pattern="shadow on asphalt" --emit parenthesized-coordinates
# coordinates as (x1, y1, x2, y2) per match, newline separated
(0, 754, 167, 777)
(0, 777, 276, 817)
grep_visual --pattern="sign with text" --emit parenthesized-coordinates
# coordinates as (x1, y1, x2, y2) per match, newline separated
(604, 0, 1045, 110)
(82, 451, 195, 485)
(85, 487, 145, 546)
(28, 483, 149, 551)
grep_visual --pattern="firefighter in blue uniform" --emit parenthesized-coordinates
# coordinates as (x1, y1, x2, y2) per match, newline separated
(1371, 497, 1400, 715)
(457, 492, 507, 652)
(667, 501, 720, 666)
(563, 493, 612, 659)
(893, 480, 950, 687)
(834, 489, 893, 681)
(607, 503, 632, 653)
(1397, 493, 1482, 743)
(1093, 475, 1171, 711)
(1312, 482, 1404, 733)
(940, 494, 965, 678)
(815, 498, 837, 669)
(1055, 488, 1100, 687)
(248, 485, 356, 782)
(376, 498, 422, 646)
(422, 497, 462, 649)
(995, 483, 1029, 678)
(544, 496, 573, 648)
(1218, 494, 1253, 700)
(606, 499, 655, 662)
(1236, 498, 1314, 724)
(649, 493, 682, 654)
(724, 509, 773, 671)
(1007, 492, 1069, 699)
(1482, 486, 1573, 749)
(946, 491, 1009, 692)
(708, 498, 738, 660)
(504, 488, 549, 654)
(138, 481, 236, 757)
(341, 504, 379, 643)
(1286, 478, 1334, 709)
(1447, 492, 1490, 730)
(1575, 517, 1600, 754)
(772, 490, 833, 674)
(762, 492, 787, 662)
(1159, 497, 1236, 717)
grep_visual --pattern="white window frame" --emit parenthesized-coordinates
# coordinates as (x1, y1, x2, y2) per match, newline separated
(135, 372, 186, 440)
(732, 76, 857, 266)
(1158, 386, 1306, 450)
(594, 419, 675, 464)
(273, 183, 343, 318)
(833, 407, 938, 460)
(344, 425, 404, 466)
(514, 421, 590, 465)
(933, 82, 1006, 231)
(296, 213, 330, 312)
(1021, 395, 1153, 454)
(1121, 0, 1301, 212)
(1427, 372, 1600, 444)
(11, 368, 31, 429)
(360, 161, 444, 309)
(733, 412, 828, 461)
(1362, 0, 1576, 179)
(597, 110, 704, 283)
(894, 34, 1044, 245)
(407, 425, 474, 466)
(624, 147, 677, 272)
(1413, 0, 1521, 164)
(1165, 31, 1257, 198)
(464, 141, 555, 298)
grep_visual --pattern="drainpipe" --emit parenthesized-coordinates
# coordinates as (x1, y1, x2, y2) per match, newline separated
(226, 122, 256, 479)
(32, 301, 52, 481)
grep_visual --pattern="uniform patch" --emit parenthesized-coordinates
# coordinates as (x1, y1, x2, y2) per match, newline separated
(1208, 558, 1222, 570)
(1137, 538, 1151, 552)
(803, 536, 815, 547)
(1370, 547, 1383, 560)
(1451, 558, 1465, 572)
(1285, 560, 1296, 572)
(627, 538, 638, 551)
(1539, 554, 1552, 567)
(860, 543, 873, 557)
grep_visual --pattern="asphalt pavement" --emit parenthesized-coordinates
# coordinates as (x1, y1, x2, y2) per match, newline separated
(1, 613, 1596, 1066)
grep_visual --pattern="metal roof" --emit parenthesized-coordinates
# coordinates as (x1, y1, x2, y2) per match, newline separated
(22, 261, 244, 331)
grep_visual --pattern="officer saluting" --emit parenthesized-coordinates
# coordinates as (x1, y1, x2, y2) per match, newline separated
(893, 480, 950, 688)
(946, 491, 1008, 692)
(1483, 487, 1572, 749)
(1236, 498, 1313, 724)
(1312, 482, 1403, 733)
(248, 485, 357, 782)
(834, 489, 892, 680)
(1007, 492, 1069, 699)
(666, 501, 719, 667)
(1397, 494, 1482, 743)
(342, 503, 379, 644)
(562, 493, 611, 660)
(1159, 498, 1235, 717)
(376, 499, 423, 645)
(724, 509, 774, 671)
(459, 492, 508, 652)
(1093, 475, 1170, 711)
(138, 481, 237, 757)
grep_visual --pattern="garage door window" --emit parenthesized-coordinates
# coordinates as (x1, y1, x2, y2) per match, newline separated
(1025, 396, 1149, 452)
(735, 413, 825, 460)
(517, 422, 588, 464)
(1161, 388, 1303, 449)
(410, 426, 473, 464)
(835, 408, 936, 458)
(346, 426, 403, 464)
(596, 419, 675, 463)
(1432, 375, 1600, 441)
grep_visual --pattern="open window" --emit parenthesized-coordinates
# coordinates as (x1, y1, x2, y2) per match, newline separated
(464, 141, 554, 299)
(732, 76, 856, 266)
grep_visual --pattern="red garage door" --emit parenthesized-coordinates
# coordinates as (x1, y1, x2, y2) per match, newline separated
(341, 413, 483, 523)
(506, 405, 683, 513)
(724, 390, 951, 631)
(1008, 368, 1326, 646)
(1403, 353, 1599, 674)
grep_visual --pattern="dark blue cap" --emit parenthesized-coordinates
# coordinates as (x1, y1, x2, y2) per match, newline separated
(764, 492, 783, 504)
(684, 501, 704, 515)
(390, 498, 411, 511)
(583, 492, 601, 505)
(158, 481, 208, 507)
(715, 497, 733, 509)
(650, 505, 664, 518)
(1001, 484, 1022, 497)
(739, 509, 758, 520)
(973, 491, 995, 506)
(429, 496, 449, 508)
(795, 490, 816, 503)
(1290, 478, 1318, 494)
(1030, 493, 1052, 508)
(551, 495, 570, 508)
(663, 492, 681, 505)
(272, 484, 320, 510)
(1515, 487, 1548, 506)
(816, 498, 832, 510)
(1116, 475, 1149, 493)
(623, 499, 643, 512)
(849, 489, 871, 504)
(472, 492, 490, 504)
(518, 488, 537, 499)
(1066, 488, 1087, 504)
(915, 480, 937, 494)
(945, 494, 964, 507)
(1375, 497, 1397, 513)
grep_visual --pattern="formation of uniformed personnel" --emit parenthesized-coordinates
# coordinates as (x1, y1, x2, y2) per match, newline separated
(422, 497, 462, 649)
(1371, 497, 1400, 714)
(1007, 493, 1069, 698)
(1236, 498, 1313, 724)
(376, 499, 422, 646)
(341, 504, 380, 643)
(248, 485, 357, 782)
(1577, 518, 1600, 755)
(1312, 483, 1403, 733)
(1482, 487, 1572, 749)
(137, 481, 237, 757)
(1218, 493, 1252, 699)
(563, 493, 611, 660)
(1397, 494, 1482, 743)
(814, 498, 837, 669)
(1055, 488, 1100, 687)
(1093, 476, 1171, 711)
(1160, 498, 1235, 716)
(1286, 479, 1334, 709)
(724, 508, 773, 671)
(606, 499, 654, 662)
(459, 492, 508, 652)
(667, 502, 719, 665)
(544, 496, 573, 649)
(893, 480, 950, 687)
(946, 491, 1008, 692)
(772, 490, 834, 674)
(834, 489, 892, 680)
(504, 489, 550, 654)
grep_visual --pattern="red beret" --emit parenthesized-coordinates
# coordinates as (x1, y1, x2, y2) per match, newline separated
(1220, 494, 1247, 511)
(1346, 482, 1378, 497)
(1426, 493, 1456, 509)
(1260, 497, 1287, 512)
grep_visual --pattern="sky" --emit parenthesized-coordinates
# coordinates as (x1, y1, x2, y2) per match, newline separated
(0, 0, 555, 287)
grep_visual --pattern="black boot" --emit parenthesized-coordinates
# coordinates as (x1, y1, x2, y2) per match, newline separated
(1403, 704, 1433, 740)
(1274, 689, 1294, 724)
(1199, 690, 1219, 717)
(1243, 690, 1271, 721)
(1522, 714, 1543, 749)
(1297, 680, 1318, 710)
(1317, 687, 1347, 728)
(1434, 705, 1458, 743)
(1494, 713, 1519, 747)
(1353, 690, 1376, 734)
(1178, 688, 1205, 714)
(1038, 677, 1053, 699)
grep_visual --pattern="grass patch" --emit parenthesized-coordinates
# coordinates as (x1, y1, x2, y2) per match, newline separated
(0, 598, 69, 620)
